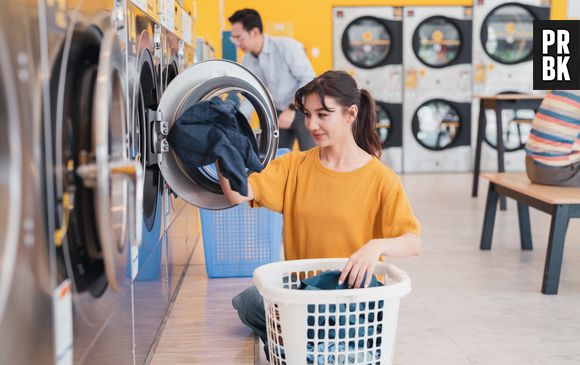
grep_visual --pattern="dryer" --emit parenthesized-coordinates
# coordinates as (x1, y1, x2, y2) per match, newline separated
(473, 0, 550, 172)
(1, 1, 57, 364)
(403, 6, 473, 172)
(333, 6, 403, 172)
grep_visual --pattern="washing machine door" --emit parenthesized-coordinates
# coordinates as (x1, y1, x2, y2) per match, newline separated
(341, 16, 394, 69)
(72, 28, 142, 292)
(376, 102, 392, 147)
(0, 28, 22, 322)
(481, 4, 536, 65)
(413, 16, 466, 68)
(483, 92, 535, 152)
(412, 99, 464, 150)
(156, 59, 278, 210)
(376, 101, 403, 149)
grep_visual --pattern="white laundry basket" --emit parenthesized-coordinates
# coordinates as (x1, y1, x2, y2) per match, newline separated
(253, 258, 411, 365)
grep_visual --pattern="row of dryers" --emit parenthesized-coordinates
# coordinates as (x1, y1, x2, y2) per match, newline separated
(333, 0, 550, 173)
(0, 0, 281, 364)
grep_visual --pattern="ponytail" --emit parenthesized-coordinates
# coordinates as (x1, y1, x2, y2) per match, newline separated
(354, 89, 381, 158)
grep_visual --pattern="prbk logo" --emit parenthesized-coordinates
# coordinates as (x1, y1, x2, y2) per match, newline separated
(533, 21, 580, 90)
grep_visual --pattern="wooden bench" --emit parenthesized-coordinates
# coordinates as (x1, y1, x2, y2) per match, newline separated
(480, 173, 580, 294)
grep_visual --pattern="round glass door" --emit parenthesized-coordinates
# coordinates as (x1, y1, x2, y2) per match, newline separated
(157, 59, 279, 210)
(342, 16, 392, 69)
(482, 4, 535, 64)
(375, 103, 392, 147)
(412, 100, 462, 150)
(0, 29, 21, 322)
(413, 16, 462, 68)
(484, 108, 534, 151)
(132, 51, 162, 233)
(51, 26, 137, 296)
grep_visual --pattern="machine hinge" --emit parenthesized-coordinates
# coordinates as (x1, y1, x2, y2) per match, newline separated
(149, 109, 169, 155)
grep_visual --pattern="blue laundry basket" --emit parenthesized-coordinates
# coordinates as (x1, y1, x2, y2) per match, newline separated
(199, 148, 288, 278)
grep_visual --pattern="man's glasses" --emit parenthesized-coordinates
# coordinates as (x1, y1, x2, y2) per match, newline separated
(229, 32, 248, 45)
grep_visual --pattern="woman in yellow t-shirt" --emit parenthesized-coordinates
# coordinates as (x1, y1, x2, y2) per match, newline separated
(217, 71, 421, 351)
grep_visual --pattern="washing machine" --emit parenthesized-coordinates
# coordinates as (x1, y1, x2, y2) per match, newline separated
(403, 6, 473, 172)
(40, 0, 143, 362)
(473, 0, 550, 171)
(0, 1, 57, 364)
(333, 6, 403, 172)
(125, 2, 199, 362)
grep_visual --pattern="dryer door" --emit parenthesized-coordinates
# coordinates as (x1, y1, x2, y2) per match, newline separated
(412, 99, 470, 150)
(376, 102, 393, 147)
(413, 16, 464, 68)
(156, 59, 278, 210)
(0, 28, 22, 322)
(341, 16, 396, 69)
(481, 4, 537, 65)
(376, 101, 403, 149)
(483, 92, 535, 152)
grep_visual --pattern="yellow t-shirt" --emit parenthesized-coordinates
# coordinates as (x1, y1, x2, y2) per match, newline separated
(248, 147, 420, 260)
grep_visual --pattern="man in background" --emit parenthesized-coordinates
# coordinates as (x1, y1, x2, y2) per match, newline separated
(228, 8, 316, 150)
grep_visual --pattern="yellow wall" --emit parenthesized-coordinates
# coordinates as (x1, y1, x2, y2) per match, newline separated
(193, 0, 223, 58)
(550, 0, 568, 19)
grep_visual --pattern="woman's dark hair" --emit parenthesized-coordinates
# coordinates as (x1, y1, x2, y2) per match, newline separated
(295, 70, 381, 157)
(228, 9, 263, 33)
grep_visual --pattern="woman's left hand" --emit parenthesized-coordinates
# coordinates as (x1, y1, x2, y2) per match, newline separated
(338, 240, 382, 289)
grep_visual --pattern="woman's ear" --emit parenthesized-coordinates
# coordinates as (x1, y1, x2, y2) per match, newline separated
(347, 105, 358, 124)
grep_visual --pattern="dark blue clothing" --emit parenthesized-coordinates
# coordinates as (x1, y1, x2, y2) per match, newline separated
(299, 270, 382, 291)
(167, 98, 262, 196)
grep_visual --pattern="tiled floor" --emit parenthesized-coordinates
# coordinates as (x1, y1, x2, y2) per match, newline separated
(152, 174, 580, 364)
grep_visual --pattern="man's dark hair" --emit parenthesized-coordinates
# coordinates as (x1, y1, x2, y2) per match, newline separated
(228, 9, 263, 33)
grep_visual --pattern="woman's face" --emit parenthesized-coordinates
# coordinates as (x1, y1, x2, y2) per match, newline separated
(302, 94, 357, 148)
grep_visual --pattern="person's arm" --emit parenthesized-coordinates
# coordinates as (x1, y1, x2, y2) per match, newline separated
(276, 40, 315, 129)
(284, 39, 316, 89)
(338, 233, 421, 289)
(216, 160, 254, 205)
(340, 174, 421, 288)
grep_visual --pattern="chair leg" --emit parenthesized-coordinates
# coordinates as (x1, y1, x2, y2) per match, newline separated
(480, 183, 499, 250)
(472, 101, 486, 198)
(542, 205, 571, 295)
(517, 202, 533, 250)
(495, 106, 507, 211)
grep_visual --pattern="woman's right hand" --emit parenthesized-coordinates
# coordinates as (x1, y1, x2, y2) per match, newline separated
(215, 160, 254, 205)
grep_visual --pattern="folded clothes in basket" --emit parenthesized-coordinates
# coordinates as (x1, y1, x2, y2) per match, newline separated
(297, 271, 384, 364)
(167, 97, 262, 196)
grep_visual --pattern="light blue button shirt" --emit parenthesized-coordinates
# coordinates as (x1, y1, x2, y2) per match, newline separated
(241, 35, 315, 112)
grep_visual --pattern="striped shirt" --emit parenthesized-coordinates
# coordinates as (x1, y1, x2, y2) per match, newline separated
(525, 90, 580, 167)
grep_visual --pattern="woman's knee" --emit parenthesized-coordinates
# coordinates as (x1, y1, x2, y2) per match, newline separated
(232, 286, 264, 325)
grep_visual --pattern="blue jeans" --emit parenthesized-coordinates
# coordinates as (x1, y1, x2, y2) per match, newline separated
(231, 286, 268, 356)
